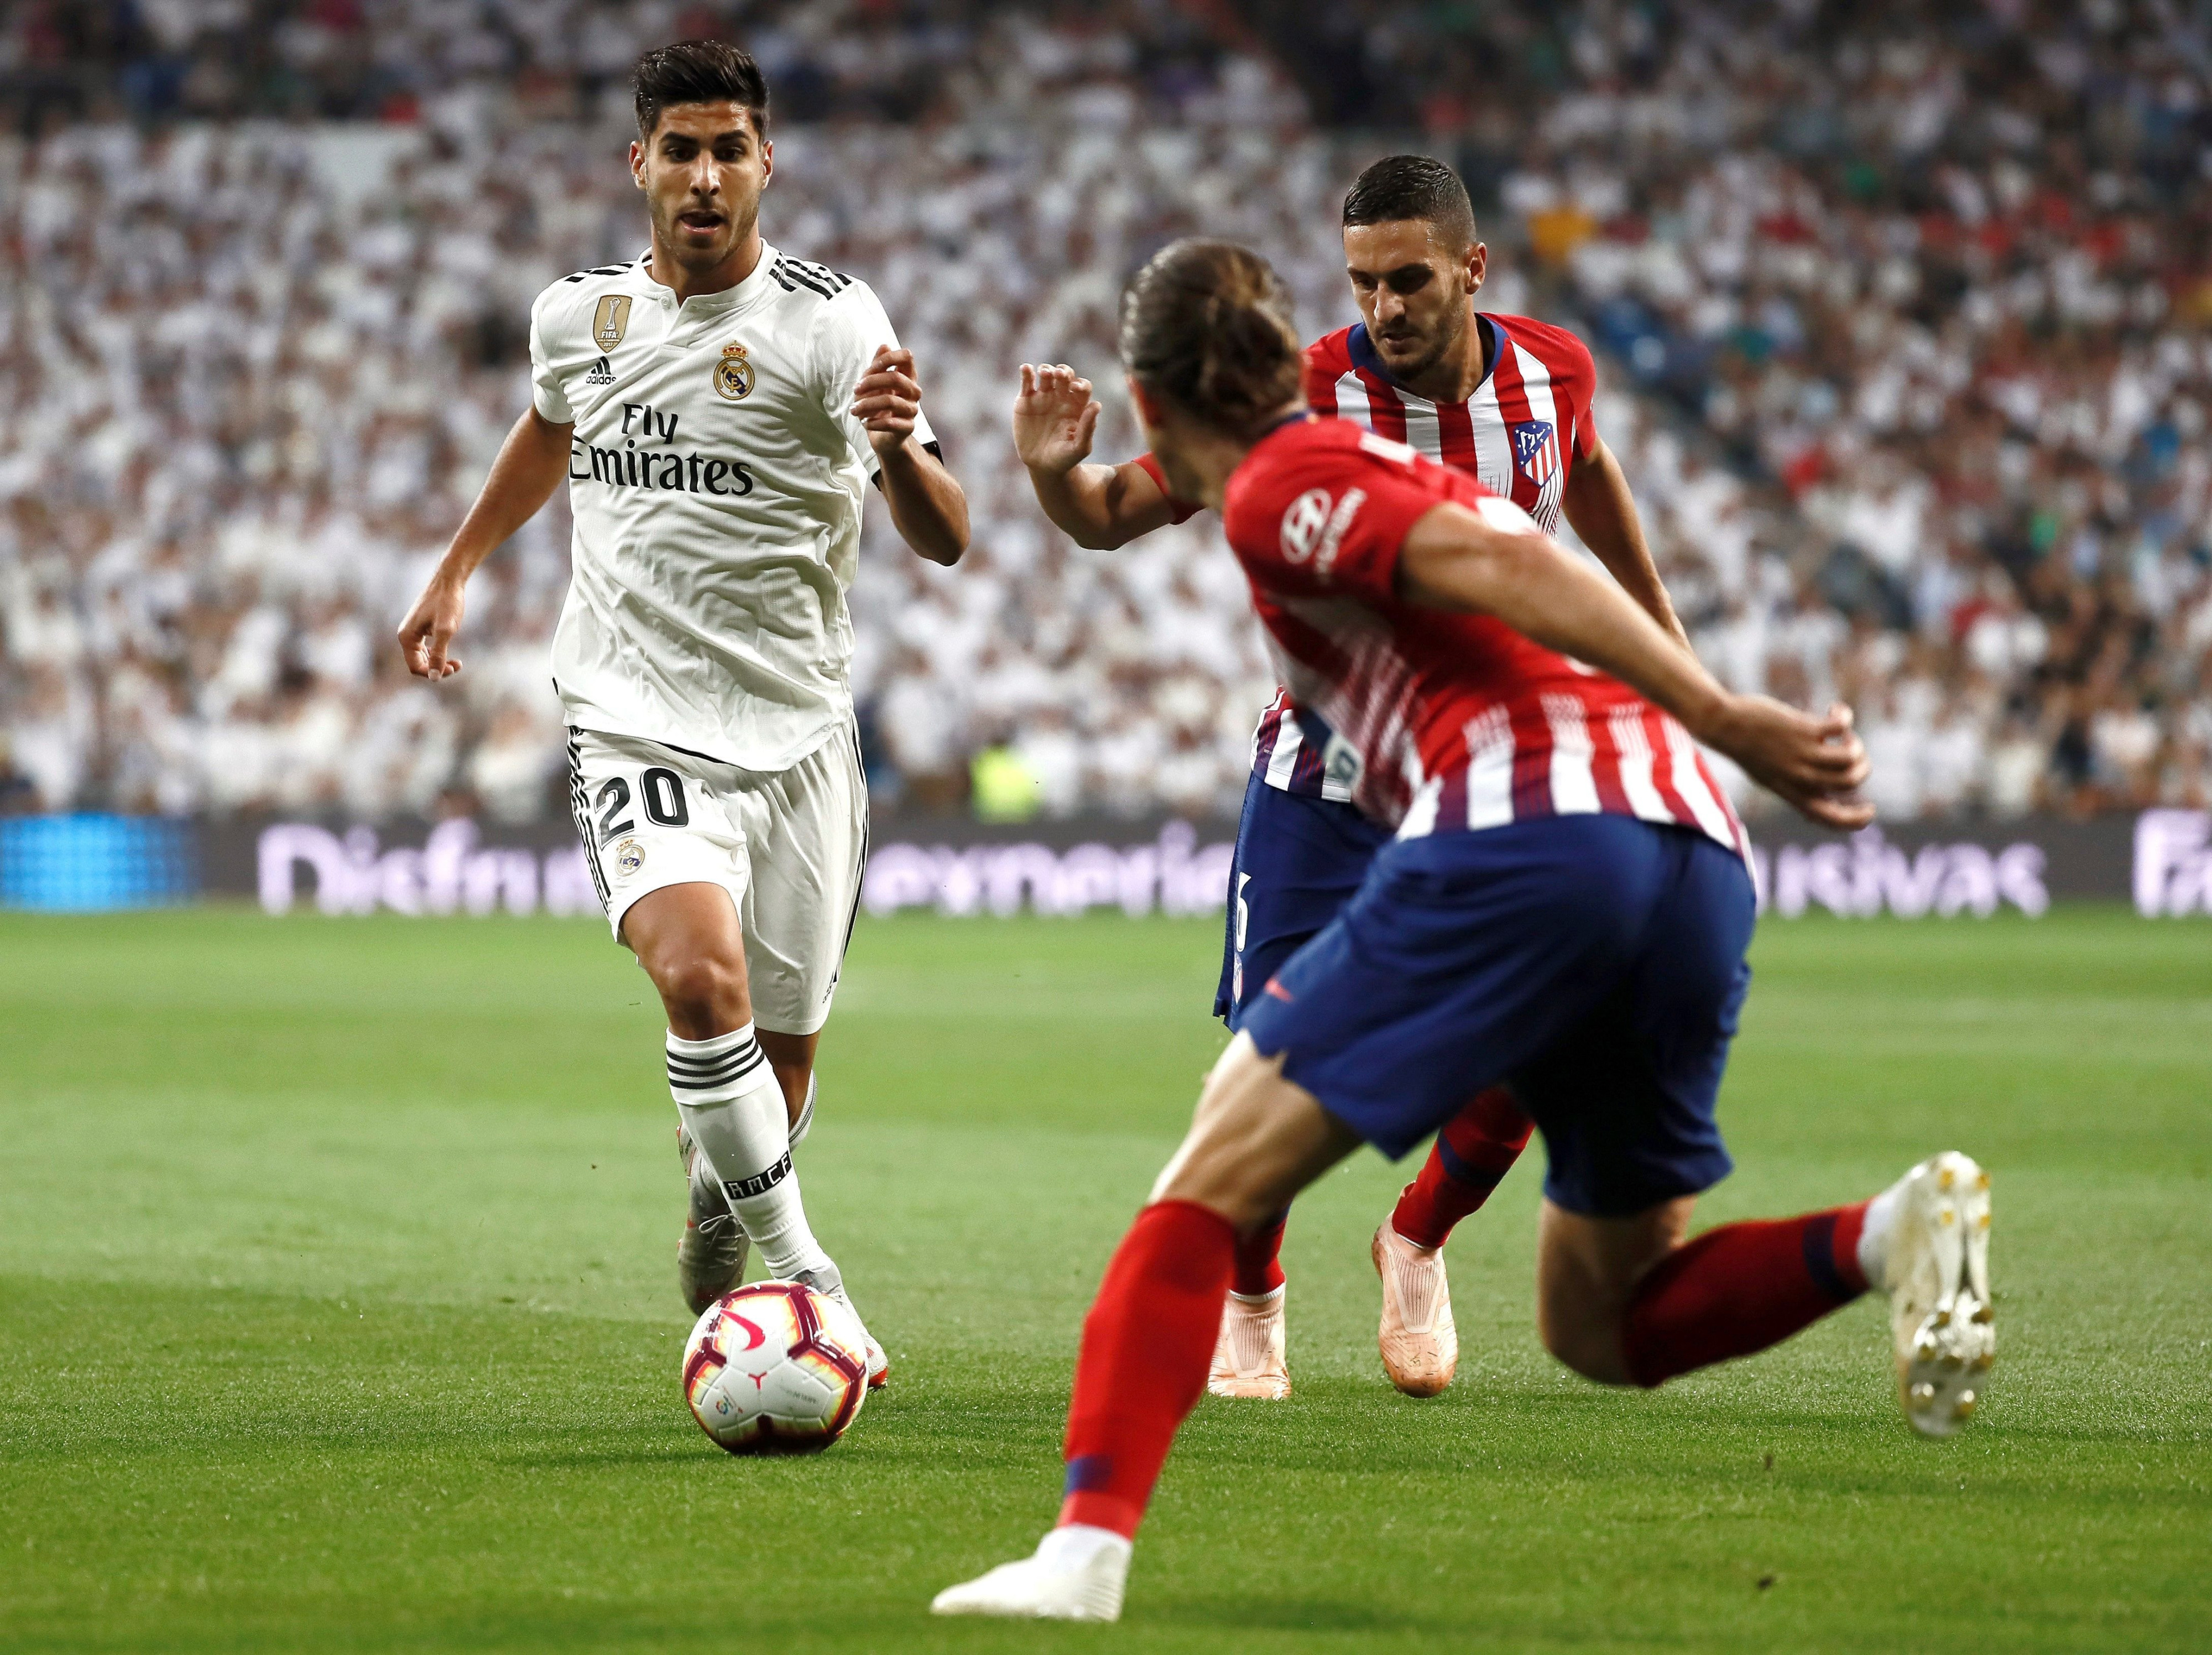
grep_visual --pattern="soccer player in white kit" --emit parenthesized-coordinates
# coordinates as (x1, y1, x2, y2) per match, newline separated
(397, 41, 969, 1383)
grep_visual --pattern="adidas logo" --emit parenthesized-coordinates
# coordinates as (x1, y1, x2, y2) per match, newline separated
(585, 355, 614, 386)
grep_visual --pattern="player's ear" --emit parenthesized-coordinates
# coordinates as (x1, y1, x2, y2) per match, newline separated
(758, 136, 773, 186)
(629, 138, 647, 190)
(1126, 375, 1167, 431)
(1465, 240, 1487, 297)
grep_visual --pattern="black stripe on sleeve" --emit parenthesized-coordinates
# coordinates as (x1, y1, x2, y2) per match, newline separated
(779, 261, 840, 301)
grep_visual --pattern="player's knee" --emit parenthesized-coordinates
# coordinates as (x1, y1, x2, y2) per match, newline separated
(651, 954, 751, 1034)
(1150, 1121, 1295, 1230)
(1150, 1168, 1282, 1234)
(1536, 1290, 1634, 1387)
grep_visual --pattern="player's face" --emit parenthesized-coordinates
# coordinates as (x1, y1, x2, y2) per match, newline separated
(1343, 220, 1486, 384)
(631, 103, 772, 270)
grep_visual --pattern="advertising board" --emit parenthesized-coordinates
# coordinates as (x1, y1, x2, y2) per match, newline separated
(3, 811, 2203, 919)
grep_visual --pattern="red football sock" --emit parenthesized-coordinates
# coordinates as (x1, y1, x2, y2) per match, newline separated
(1389, 1086, 1535, 1249)
(1059, 1200, 1235, 1538)
(1621, 1203, 1871, 1388)
(1230, 1209, 1288, 1297)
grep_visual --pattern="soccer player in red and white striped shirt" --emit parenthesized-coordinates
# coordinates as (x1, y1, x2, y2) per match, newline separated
(939, 237, 1992, 1626)
(1014, 157, 1689, 1401)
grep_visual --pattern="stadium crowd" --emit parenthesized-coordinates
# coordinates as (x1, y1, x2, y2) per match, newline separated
(1, 0, 2208, 824)
(1270, 0, 2212, 819)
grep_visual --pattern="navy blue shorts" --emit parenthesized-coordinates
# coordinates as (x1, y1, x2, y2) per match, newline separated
(1239, 816, 1756, 1218)
(1214, 772, 1392, 1030)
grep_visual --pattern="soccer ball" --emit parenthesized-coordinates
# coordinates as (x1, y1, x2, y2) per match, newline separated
(682, 1281, 870, 1454)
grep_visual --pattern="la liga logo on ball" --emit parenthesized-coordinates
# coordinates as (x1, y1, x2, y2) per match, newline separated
(683, 1281, 869, 1454)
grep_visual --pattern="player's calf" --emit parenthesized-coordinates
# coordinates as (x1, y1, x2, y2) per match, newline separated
(1611, 1200, 1868, 1388)
(1388, 1086, 1532, 1249)
(934, 1039, 1355, 1619)
(1565, 1154, 1994, 1438)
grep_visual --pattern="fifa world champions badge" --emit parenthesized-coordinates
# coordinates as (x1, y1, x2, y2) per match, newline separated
(715, 342, 754, 401)
(592, 294, 632, 352)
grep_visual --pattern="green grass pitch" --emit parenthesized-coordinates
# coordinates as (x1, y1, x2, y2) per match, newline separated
(1, 905, 2208, 1653)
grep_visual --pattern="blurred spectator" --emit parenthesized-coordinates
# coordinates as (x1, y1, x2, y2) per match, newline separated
(969, 743, 1044, 824)
(1350, 0, 2212, 820)
(1, 0, 2206, 828)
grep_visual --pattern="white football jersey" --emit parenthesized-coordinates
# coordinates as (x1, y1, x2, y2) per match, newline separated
(530, 242, 936, 772)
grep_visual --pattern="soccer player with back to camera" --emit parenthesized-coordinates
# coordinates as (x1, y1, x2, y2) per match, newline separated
(937, 241, 1994, 1622)
(1013, 156, 1689, 1403)
(397, 41, 969, 1382)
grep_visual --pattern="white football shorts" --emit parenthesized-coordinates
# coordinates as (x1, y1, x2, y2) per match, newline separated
(565, 722, 867, 1036)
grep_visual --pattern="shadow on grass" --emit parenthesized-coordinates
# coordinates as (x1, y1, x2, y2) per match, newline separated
(1147, 1594, 1441, 1633)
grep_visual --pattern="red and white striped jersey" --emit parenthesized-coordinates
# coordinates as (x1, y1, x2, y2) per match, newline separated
(1304, 314, 1599, 539)
(1219, 414, 1744, 857)
(1138, 314, 1604, 803)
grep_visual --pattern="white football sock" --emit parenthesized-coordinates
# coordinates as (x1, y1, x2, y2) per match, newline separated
(667, 1027, 839, 1292)
(1857, 1179, 1906, 1289)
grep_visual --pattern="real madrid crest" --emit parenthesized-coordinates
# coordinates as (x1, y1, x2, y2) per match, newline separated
(592, 294, 632, 352)
(714, 342, 754, 402)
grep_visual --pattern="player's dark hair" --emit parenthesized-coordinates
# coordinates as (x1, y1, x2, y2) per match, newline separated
(1119, 240, 1302, 439)
(633, 40, 770, 141)
(1342, 155, 1477, 250)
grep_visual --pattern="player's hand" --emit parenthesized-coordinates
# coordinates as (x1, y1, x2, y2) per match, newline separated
(853, 345, 923, 456)
(397, 573, 467, 682)
(1013, 363, 1100, 475)
(1708, 697, 1875, 830)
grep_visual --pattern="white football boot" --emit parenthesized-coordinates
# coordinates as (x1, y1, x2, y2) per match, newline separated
(801, 1271, 890, 1392)
(1871, 1151, 1995, 1438)
(1208, 1285, 1291, 1399)
(1372, 1224, 1458, 1397)
(676, 1124, 749, 1316)
(932, 1526, 1132, 1621)
(812, 1277, 891, 1391)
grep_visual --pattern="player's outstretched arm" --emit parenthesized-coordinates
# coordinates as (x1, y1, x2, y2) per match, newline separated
(397, 407, 572, 680)
(854, 345, 968, 566)
(1398, 499, 1875, 829)
(1561, 435, 1689, 649)
(1014, 364, 1183, 550)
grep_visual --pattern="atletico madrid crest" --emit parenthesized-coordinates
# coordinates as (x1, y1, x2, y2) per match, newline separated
(1512, 419, 1559, 488)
